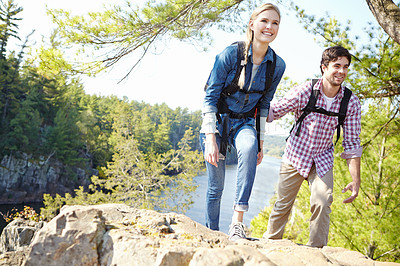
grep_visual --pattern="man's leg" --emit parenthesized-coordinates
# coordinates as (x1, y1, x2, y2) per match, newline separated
(307, 166, 333, 247)
(264, 162, 304, 239)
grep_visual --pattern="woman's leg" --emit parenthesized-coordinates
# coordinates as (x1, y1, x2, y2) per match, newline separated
(233, 126, 258, 214)
(200, 133, 226, 231)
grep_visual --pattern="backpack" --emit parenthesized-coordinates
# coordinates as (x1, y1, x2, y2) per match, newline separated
(204, 41, 277, 155)
(290, 79, 352, 145)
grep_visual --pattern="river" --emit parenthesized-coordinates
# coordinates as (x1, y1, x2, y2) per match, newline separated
(185, 156, 281, 234)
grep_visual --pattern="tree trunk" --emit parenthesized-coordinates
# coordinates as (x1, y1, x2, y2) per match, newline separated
(366, 0, 400, 44)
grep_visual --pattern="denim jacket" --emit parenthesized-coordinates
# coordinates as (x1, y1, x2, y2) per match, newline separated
(202, 43, 286, 118)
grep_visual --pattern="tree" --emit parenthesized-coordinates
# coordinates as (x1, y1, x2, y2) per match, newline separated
(5, 89, 41, 153)
(0, 55, 22, 139)
(366, 0, 400, 45)
(0, 0, 22, 59)
(41, 116, 203, 219)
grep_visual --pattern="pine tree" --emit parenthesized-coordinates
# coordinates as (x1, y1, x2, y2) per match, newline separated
(0, 0, 22, 59)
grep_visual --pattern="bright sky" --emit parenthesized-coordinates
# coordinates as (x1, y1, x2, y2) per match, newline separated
(15, 0, 377, 112)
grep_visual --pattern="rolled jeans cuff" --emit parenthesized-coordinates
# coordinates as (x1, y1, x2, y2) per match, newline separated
(234, 204, 249, 212)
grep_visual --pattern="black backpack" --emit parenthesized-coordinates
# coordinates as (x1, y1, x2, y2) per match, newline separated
(204, 41, 277, 156)
(290, 79, 352, 145)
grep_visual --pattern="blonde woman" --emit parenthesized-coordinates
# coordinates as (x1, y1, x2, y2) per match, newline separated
(200, 3, 286, 240)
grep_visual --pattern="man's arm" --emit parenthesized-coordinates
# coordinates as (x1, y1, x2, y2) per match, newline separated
(267, 81, 312, 123)
(342, 157, 361, 203)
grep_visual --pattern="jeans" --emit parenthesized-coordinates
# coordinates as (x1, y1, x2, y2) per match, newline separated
(200, 118, 258, 231)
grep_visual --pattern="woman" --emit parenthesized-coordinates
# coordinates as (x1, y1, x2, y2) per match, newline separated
(200, 3, 286, 241)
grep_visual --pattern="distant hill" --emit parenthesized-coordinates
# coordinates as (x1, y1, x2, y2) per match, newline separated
(263, 135, 287, 158)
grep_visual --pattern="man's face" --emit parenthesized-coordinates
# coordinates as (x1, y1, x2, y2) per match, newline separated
(321, 57, 349, 87)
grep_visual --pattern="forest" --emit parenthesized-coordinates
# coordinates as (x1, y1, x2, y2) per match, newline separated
(1, 0, 400, 263)
(0, 0, 204, 216)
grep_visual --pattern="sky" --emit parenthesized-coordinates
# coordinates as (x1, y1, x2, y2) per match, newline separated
(13, 0, 377, 115)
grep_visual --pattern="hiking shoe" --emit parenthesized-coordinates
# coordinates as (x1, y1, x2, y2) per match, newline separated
(228, 222, 246, 241)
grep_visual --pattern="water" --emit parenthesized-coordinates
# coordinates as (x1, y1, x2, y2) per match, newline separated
(185, 156, 281, 234)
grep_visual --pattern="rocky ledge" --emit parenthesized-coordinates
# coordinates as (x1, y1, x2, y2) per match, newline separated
(0, 204, 398, 266)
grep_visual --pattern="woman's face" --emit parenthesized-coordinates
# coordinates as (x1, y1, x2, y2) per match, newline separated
(250, 9, 280, 44)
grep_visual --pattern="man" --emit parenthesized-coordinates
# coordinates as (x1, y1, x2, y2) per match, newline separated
(264, 46, 362, 248)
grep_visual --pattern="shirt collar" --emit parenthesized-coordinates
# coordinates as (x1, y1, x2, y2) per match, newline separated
(315, 78, 345, 101)
(248, 45, 273, 64)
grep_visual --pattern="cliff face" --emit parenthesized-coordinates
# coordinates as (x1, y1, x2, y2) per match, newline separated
(0, 204, 398, 266)
(0, 154, 93, 204)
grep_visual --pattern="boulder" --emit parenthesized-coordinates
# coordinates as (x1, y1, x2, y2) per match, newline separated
(0, 218, 45, 254)
(0, 204, 398, 266)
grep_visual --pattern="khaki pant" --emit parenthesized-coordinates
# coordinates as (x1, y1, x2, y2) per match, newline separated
(264, 162, 333, 247)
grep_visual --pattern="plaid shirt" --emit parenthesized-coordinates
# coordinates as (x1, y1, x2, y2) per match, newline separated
(271, 79, 362, 178)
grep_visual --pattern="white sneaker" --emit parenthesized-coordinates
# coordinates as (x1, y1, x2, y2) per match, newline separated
(228, 222, 246, 241)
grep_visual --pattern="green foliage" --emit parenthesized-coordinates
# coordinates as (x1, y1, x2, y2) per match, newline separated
(6, 89, 41, 152)
(0, 206, 40, 223)
(41, 126, 203, 221)
(263, 135, 286, 158)
(329, 101, 400, 262)
(281, 0, 400, 102)
(0, 0, 22, 58)
(250, 205, 270, 238)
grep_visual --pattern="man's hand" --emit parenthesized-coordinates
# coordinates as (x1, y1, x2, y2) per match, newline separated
(343, 157, 361, 203)
(205, 133, 219, 167)
(342, 181, 360, 203)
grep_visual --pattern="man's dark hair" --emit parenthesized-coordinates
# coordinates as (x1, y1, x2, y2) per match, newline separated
(320, 46, 352, 74)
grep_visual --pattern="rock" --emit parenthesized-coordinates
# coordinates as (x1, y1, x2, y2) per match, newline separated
(0, 204, 398, 266)
(0, 218, 45, 254)
(25, 206, 106, 266)
(0, 250, 29, 266)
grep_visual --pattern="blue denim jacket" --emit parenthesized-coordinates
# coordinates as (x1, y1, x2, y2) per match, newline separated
(202, 43, 286, 118)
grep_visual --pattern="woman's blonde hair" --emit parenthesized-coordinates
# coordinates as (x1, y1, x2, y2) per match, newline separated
(238, 3, 281, 88)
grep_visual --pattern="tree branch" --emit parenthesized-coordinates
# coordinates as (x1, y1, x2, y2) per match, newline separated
(362, 104, 400, 147)
(366, 0, 400, 45)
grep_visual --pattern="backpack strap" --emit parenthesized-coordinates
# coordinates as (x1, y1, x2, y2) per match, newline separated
(334, 87, 352, 145)
(288, 79, 353, 145)
(203, 41, 245, 92)
(220, 41, 246, 97)
(289, 79, 319, 137)
(214, 42, 277, 155)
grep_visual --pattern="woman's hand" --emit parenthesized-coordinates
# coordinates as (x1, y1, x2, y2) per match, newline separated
(205, 133, 219, 167)
(257, 140, 264, 165)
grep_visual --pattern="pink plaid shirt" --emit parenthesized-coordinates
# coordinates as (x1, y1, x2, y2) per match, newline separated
(270, 79, 362, 178)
